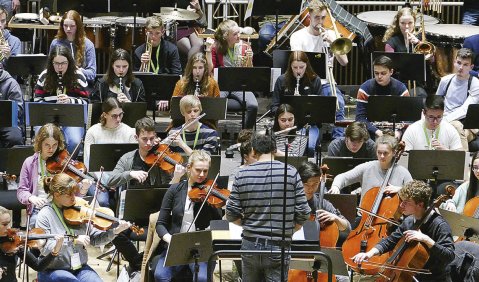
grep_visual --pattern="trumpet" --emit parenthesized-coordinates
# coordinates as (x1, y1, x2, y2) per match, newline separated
(234, 38, 253, 67)
(139, 32, 152, 72)
(0, 30, 10, 62)
(294, 75, 300, 96)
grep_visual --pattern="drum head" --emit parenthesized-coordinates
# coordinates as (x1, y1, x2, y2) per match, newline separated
(83, 19, 110, 27)
(425, 24, 479, 39)
(357, 11, 439, 27)
(115, 17, 147, 26)
(92, 16, 119, 23)
(15, 13, 39, 21)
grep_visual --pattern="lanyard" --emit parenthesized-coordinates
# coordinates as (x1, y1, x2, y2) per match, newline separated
(227, 48, 235, 63)
(150, 45, 161, 74)
(39, 157, 49, 178)
(182, 123, 201, 150)
(52, 202, 74, 236)
(423, 122, 440, 150)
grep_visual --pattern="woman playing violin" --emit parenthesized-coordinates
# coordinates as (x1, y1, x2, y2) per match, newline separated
(0, 206, 63, 282)
(154, 150, 222, 282)
(35, 173, 130, 282)
(352, 180, 455, 282)
(17, 123, 90, 226)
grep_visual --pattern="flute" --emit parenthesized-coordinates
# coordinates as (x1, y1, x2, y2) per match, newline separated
(275, 126, 297, 136)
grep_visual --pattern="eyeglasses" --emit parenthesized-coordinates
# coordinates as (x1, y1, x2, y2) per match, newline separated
(53, 61, 68, 67)
(425, 115, 443, 122)
(473, 166, 479, 172)
(108, 112, 124, 119)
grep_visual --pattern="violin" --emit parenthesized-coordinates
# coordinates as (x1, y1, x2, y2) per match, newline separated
(46, 150, 110, 191)
(0, 172, 16, 182)
(144, 144, 184, 174)
(63, 197, 144, 235)
(188, 179, 230, 208)
(0, 228, 73, 255)
(342, 142, 406, 275)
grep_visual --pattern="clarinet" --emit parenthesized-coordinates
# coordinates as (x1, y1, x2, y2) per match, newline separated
(293, 75, 300, 96)
(57, 72, 64, 96)
(119, 76, 124, 94)
(194, 79, 200, 97)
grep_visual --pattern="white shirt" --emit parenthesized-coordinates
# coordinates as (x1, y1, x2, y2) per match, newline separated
(290, 27, 334, 53)
(180, 185, 196, 233)
(402, 118, 463, 151)
(435, 74, 479, 122)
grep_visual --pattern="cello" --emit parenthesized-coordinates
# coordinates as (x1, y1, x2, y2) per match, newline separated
(342, 142, 405, 274)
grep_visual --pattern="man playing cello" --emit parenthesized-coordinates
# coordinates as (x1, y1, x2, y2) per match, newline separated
(352, 180, 455, 281)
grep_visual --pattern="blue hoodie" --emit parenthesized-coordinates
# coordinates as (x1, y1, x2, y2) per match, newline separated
(1, 29, 21, 69)
(0, 69, 23, 124)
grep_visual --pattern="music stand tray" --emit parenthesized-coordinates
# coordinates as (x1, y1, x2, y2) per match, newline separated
(275, 156, 308, 169)
(6, 54, 48, 76)
(273, 50, 327, 79)
(165, 230, 213, 267)
(439, 208, 479, 243)
(217, 67, 271, 93)
(367, 96, 423, 123)
(134, 73, 181, 107)
(118, 188, 168, 227)
(281, 96, 337, 126)
(371, 52, 426, 82)
(0, 101, 18, 127)
(251, 0, 302, 16)
(89, 143, 138, 171)
(0, 146, 34, 176)
(321, 157, 375, 176)
(170, 97, 227, 121)
(463, 104, 479, 129)
(26, 103, 86, 127)
(89, 102, 147, 128)
(289, 248, 348, 276)
(408, 150, 466, 180)
(207, 155, 221, 179)
(324, 194, 359, 224)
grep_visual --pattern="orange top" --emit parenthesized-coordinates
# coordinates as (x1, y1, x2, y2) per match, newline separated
(172, 76, 220, 98)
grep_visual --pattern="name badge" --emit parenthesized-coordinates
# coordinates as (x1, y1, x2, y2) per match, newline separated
(71, 252, 82, 270)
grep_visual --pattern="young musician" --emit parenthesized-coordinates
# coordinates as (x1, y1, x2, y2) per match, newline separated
(91, 48, 146, 103)
(226, 133, 311, 281)
(164, 95, 218, 156)
(327, 121, 376, 158)
(289, 0, 348, 66)
(329, 133, 412, 201)
(402, 95, 462, 151)
(0, 7, 20, 69)
(206, 19, 258, 129)
(133, 16, 182, 75)
(174, 0, 205, 59)
(352, 180, 455, 282)
(355, 55, 409, 138)
(50, 10, 96, 83)
(35, 173, 130, 282)
(154, 150, 222, 281)
(383, 7, 419, 53)
(436, 48, 479, 151)
(273, 104, 308, 157)
(17, 124, 90, 226)
(442, 152, 479, 213)
(34, 45, 89, 153)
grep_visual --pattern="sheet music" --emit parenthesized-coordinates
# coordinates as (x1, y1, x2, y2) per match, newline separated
(270, 67, 281, 92)
(244, 0, 254, 20)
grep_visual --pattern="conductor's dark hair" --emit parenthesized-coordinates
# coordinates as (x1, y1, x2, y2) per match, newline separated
(372, 55, 394, 70)
(298, 161, 321, 183)
(251, 133, 276, 155)
(424, 95, 444, 111)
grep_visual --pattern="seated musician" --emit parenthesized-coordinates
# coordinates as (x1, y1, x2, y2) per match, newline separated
(50, 10, 96, 83)
(17, 123, 91, 226)
(157, 52, 219, 111)
(329, 133, 412, 201)
(34, 45, 89, 154)
(0, 206, 64, 282)
(0, 7, 20, 69)
(91, 48, 146, 103)
(205, 19, 258, 129)
(226, 133, 311, 281)
(402, 95, 462, 151)
(174, 0, 205, 59)
(327, 121, 376, 158)
(442, 152, 479, 213)
(227, 129, 256, 189)
(352, 180, 455, 282)
(463, 34, 479, 77)
(273, 104, 308, 157)
(0, 68, 23, 147)
(154, 150, 222, 282)
(436, 48, 479, 151)
(164, 95, 218, 156)
(355, 55, 409, 139)
(133, 16, 182, 75)
(383, 7, 420, 53)
(35, 173, 131, 282)
(271, 50, 346, 141)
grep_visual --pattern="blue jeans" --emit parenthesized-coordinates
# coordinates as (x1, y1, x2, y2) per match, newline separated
(241, 238, 291, 282)
(154, 249, 209, 282)
(38, 265, 102, 282)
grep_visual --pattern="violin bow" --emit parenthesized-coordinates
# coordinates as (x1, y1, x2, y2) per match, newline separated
(147, 113, 206, 174)
(186, 173, 220, 233)
(20, 211, 32, 282)
(86, 166, 104, 235)
(60, 139, 84, 174)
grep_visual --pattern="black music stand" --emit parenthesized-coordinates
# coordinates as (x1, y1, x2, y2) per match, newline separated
(463, 104, 479, 130)
(321, 157, 375, 194)
(88, 102, 147, 128)
(281, 96, 337, 126)
(217, 67, 270, 129)
(440, 208, 479, 243)
(165, 230, 213, 282)
(170, 97, 227, 120)
(118, 188, 168, 227)
(0, 101, 18, 127)
(6, 55, 48, 75)
(275, 156, 308, 169)
(368, 96, 423, 131)
(26, 103, 86, 127)
(288, 248, 348, 277)
(58, 0, 108, 13)
(324, 194, 359, 223)
(89, 143, 138, 171)
(273, 50, 327, 79)
(207, 155, 221, 179)
(0, 146, 33, 190)
(371, 52, 426, 82)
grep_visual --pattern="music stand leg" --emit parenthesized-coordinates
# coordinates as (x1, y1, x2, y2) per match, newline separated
(192, 250, 200, 282)
(241, 89, 246, 130)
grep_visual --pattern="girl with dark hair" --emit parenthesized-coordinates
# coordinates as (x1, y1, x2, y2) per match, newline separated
(91, 48, 146, 103)
(273, 104, 308, 157)
(34, 45, 89, 153)
(50, 10, 96, 82)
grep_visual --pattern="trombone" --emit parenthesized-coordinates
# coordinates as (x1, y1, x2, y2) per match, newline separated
(324, 6, 353, 56)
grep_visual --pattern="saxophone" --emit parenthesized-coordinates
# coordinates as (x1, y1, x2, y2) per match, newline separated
(0, 30, 10, 61)
(139, 32, 152, 72)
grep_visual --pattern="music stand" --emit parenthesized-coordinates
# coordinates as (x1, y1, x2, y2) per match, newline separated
(463, 104, 479, 130)
(273, 50, 327, 79)
(371, 52, 426, 82)
(26, 103, 86, 127)
(275, 156, 308, 169)
(57, 0, 107, 13)
(281, 96, 337, 126)
(440, 208, 479, 243)
(6, 55, 48, 75)
(135, 73, 180, 119)
(0, 101, 18, 127)
(165, 230, 213, 281)
(207, 155, 221, 179)
(321, 157, 375, 176)
(368, 96, 423, 131)
(324, 194, 359, 223)
(170, 97, 227, 120)
(88, 102, 147, 128)
(118, 188, 168, 227)
(89, 143, 138, 171)
(288, 248, 349, 277)
(0, 146, 33, 190)
(217, 67, 270, 129)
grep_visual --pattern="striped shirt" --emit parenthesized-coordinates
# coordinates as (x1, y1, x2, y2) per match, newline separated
(275, 132, 308, 157)
(34, 69, 89, 104)
(226, 160, 311, 241)
(167, 123, 218, 155)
